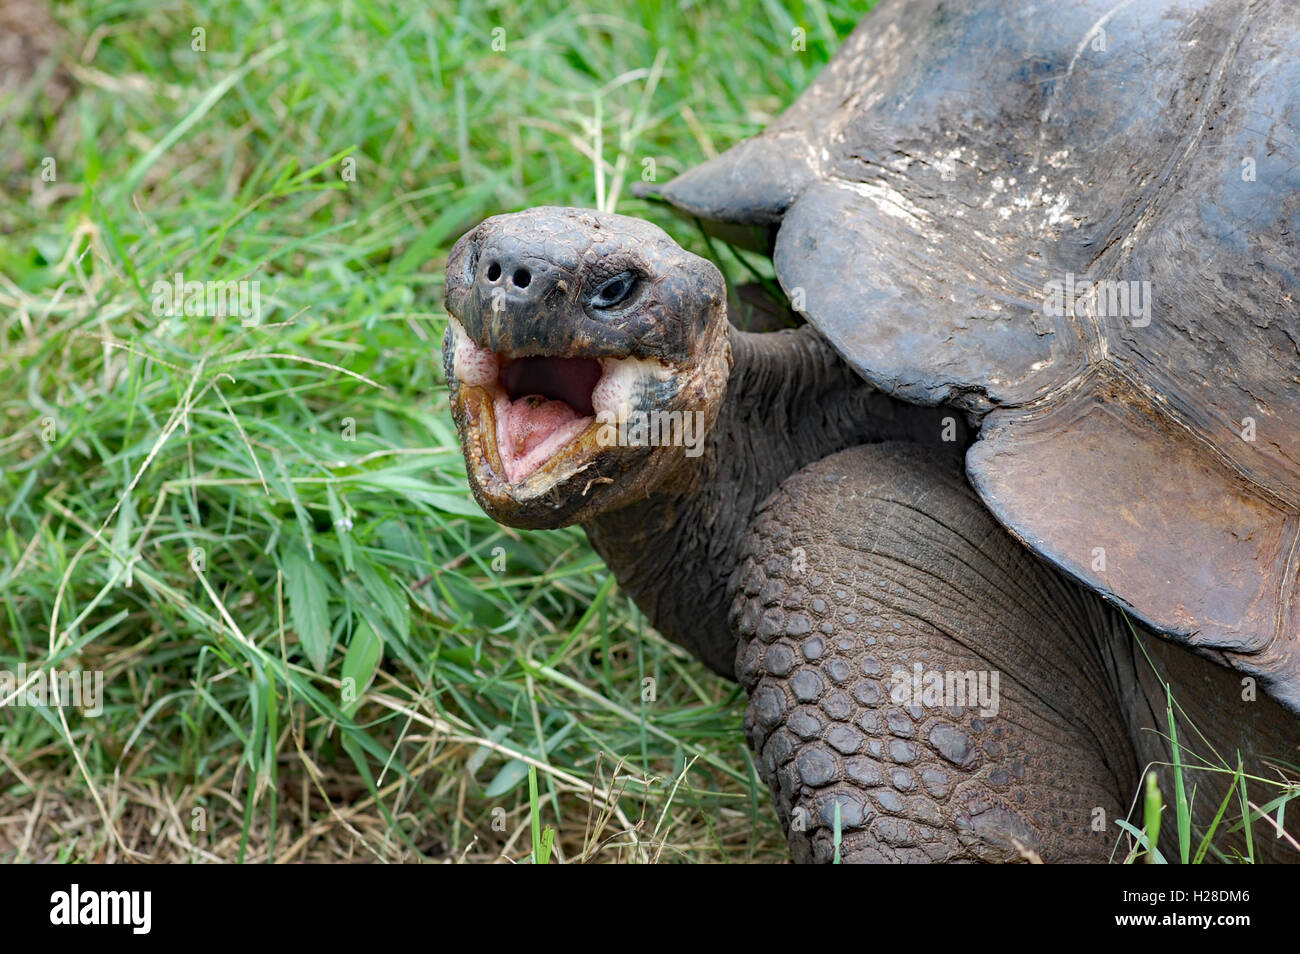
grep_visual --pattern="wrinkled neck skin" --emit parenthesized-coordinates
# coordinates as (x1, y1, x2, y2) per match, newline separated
(582, 323, 956, 679)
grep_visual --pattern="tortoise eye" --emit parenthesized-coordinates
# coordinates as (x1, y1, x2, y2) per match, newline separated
(590, 271, 638, 310)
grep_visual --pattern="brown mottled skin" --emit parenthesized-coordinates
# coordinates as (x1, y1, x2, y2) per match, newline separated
(583, 326, 958, 678)
(444, 208, 1299, 863)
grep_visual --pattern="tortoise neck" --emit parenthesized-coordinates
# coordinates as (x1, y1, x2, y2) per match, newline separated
(582, 324, 901, 678)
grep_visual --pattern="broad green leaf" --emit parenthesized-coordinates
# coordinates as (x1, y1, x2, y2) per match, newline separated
(484, 758, 531, 799)
(282, 543, 332, 671)
(340, 621, 383, 718)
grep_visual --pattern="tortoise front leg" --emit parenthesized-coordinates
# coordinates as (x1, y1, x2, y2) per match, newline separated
(729, 443, 1136, 863)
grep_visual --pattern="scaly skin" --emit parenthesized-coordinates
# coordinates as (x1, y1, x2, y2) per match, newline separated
(583, 326, 962, 676)
(732, 443, 1134, 862)
(584, 330, 1134, 861)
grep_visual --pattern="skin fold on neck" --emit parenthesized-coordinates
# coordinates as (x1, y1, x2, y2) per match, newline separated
(582, 323, 960, 678)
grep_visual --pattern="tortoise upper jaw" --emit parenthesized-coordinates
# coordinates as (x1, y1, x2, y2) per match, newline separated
(443, 209, 659, 362)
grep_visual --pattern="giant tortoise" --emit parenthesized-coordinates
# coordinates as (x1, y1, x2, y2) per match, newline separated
(442, 0, 1300, 862)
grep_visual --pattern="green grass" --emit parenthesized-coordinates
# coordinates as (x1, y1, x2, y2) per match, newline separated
(0, 0, 866, 862)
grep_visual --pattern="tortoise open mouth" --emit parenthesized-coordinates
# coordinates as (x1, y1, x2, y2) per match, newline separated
(493, 355, 603, 482)
(447, 316, 656, 490)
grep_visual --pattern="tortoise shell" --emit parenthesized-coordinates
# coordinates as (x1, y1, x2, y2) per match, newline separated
(654, 0, 1300, 710)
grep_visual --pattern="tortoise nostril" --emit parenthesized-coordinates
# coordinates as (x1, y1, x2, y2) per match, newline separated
(486, 262, 501, 282)
(512, 268, 532, 288)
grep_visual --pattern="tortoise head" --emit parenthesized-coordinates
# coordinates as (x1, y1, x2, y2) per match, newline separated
(443, 207, 731, 528)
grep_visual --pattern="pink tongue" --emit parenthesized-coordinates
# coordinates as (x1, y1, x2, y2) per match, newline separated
(505, 395, 581, 457)
(495, 393, 592, 483)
